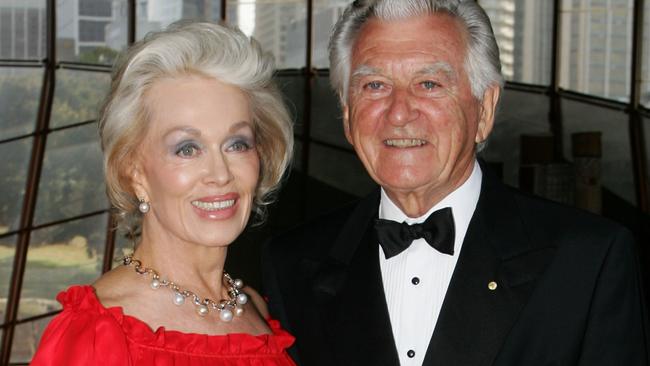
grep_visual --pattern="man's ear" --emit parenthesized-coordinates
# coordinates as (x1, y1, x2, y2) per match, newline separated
(342, 104, 353, 146)
(475, 85, 500, 144)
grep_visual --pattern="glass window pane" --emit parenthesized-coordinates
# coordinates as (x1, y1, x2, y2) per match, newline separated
(0, 67, 43, 139)
(10, 314, 55, 364)
(0, 0, 46, 60)
(0, 234, 17, 324)
(135, 0, 222, 40)
(562, 99, 635, 204)
(34, 124, 107, 225)
(18, 214, 107, 320)
(312, 0, 348, 68)
(227, 0, 307, 69)
(641, 0, 650, 108)
(560, 0, 634, 102)
(479, 0, 554, 85)
(310, 75, 348, 148)
(308, 143, 375, 197)
(57, 0, 126, 64)
(50, 69, 110, 128)
(276, 75, 305, 135)
(480, 89, 551, 187)
(0, 138, 32, 233)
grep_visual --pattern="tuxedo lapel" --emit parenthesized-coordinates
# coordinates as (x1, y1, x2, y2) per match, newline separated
(423, 164, 557, 366)
(312, 190, 401, 366)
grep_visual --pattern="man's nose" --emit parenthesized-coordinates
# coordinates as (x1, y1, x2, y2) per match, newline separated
(386, 88, 419, 126)
(202, 151, 233, 186)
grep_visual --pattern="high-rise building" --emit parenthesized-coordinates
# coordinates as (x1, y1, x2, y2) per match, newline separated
(312, 1, 348, 68)
(559, 0, 634, 102)
(106, 0, 220, 50)
(249, 3, 306, 68)
(480, 0, 553, 85)
(0, 0, 46, 59)
(0, 0, 114, 61)
(57, 0, 114, 58)
(146, 0, 219, 27)
(230, 0, 348, 69)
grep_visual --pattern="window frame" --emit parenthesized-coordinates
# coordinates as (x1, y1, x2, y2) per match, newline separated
(0, 0, 648, 363)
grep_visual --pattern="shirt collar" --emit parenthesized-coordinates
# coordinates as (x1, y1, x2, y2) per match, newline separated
(379, 160, 482, 226)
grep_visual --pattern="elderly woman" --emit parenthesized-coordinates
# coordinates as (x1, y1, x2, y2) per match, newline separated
(31, 21, 294, 365)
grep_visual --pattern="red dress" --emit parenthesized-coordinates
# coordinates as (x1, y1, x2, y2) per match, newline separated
(30, 285, 296, 366)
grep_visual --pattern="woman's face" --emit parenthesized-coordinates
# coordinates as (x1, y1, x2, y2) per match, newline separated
(132, 74, 260, 247)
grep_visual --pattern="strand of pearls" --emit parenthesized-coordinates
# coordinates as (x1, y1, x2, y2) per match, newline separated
(123, 256, 248, 322)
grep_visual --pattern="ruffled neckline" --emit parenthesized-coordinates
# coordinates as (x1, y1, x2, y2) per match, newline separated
(57, 285, 294, 356)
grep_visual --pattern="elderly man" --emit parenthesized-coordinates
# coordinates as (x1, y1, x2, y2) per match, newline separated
(262, 1, 648, 365)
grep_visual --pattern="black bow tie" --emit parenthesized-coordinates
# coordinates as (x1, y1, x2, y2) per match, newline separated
(375, 207, 455, 259)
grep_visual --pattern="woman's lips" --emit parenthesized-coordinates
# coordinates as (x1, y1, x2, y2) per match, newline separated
(190, 193, 240, 219)
(191, 199, 235, 211)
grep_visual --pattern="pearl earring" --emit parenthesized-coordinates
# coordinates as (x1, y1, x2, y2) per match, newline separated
(138, 199, 150, 213)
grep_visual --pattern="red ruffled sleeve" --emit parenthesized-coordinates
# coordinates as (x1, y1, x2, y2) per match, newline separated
(30, 286, 296, 366)
(30, 286, 132, 366)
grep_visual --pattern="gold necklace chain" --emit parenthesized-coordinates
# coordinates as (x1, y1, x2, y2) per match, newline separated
(123, 255, 248, 322)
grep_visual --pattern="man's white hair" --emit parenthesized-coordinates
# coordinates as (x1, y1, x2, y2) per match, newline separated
(329, 0, 504, 103)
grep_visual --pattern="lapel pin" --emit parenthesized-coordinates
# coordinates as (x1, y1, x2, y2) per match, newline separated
(488, 281, 498, 291)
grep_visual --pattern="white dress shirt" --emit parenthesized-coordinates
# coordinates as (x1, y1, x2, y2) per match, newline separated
(378, 161, 482, 366)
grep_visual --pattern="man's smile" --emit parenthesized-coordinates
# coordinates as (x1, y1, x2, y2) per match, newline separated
(383, 138, 428, 148)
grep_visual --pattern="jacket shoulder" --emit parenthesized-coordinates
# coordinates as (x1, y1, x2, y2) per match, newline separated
(266, 198, 365, 260)
(506, 186, 632, 246)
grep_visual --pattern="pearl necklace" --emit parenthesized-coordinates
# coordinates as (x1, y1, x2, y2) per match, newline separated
(123, 256, 248, 322)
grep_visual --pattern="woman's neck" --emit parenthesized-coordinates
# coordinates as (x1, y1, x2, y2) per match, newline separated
(132, 226, 230, 301)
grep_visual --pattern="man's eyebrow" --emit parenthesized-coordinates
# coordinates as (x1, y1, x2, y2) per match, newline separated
(415, 62, 456, 79)
(351, 65, 381, 79)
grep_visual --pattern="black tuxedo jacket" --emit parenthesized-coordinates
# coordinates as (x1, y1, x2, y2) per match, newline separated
(262, 166, 648, 366)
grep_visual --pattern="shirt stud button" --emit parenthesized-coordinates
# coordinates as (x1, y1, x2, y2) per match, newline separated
(407, 350, 415, 358)
(411, 277, 420, 285)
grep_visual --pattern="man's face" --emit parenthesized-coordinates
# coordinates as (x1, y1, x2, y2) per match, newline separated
(344, 13, 499, 215)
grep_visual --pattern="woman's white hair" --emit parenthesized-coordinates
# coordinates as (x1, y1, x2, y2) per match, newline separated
(99, 21, 293, 232)
(329, 0, 504, 103)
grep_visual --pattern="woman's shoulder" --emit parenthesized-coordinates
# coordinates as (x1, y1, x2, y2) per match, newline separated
(56, 284, 96, 307)
(30, 285, 130, 366)
(243, 285, 270, 319)
(53, 284, 118, 317)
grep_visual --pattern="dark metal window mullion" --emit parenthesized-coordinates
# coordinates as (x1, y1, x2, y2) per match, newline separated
(629, 0, 648, 212)
(0, 0, 57, 363)
(549, 0, 563, 161)
(300, 0, 314, 218)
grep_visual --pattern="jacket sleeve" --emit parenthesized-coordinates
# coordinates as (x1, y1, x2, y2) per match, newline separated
(577, 228, 649, 365)
(30, 306, 131, 366)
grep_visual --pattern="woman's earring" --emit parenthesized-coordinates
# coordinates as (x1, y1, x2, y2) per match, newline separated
(138, 199, 150, 213)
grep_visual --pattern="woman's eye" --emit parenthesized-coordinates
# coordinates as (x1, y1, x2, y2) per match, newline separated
(175, 143, 200, 157)
(227, 140, 253, 152)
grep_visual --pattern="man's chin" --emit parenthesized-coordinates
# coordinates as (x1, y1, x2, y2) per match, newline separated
(376, 175, 440, 195)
